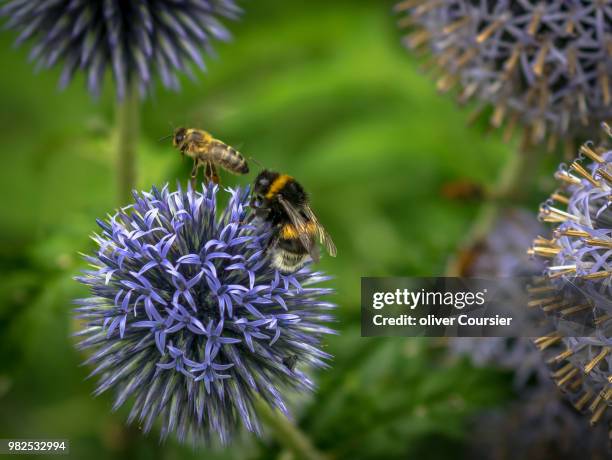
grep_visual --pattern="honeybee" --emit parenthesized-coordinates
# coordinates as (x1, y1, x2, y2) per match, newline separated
(251, 170, 337, 273)
(170, 127, 249, 183)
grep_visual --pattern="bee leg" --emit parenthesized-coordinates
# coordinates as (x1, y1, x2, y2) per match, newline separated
(206, 161, 220, 185)
(190, 159, 199, 178)
(249, 199, 268, 212)
(238, 205, 265, 226)
(212, 166, 220, 185)
(190, 159, 199, 189)
(265, 232, 280, 253)
(204, 161, 212, 183)
(239, 199, 271, 225)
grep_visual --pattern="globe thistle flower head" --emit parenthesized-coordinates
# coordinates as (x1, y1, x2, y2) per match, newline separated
(456, 208, 545, 278)
(450, 212, 609, 456)
(528, 125, 612, 430)
(466, 384, 609, 460)
(0, 1, 242, 99)
(396, 1, 612, 149)
(450, 209, 549, 388)
(75, 183, 336, 444)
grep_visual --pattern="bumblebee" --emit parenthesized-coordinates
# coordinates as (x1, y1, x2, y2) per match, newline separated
(171, 127, 249, 183)
(252, 170, 337, 273)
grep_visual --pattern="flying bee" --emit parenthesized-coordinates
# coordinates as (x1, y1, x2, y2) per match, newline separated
(170, 127, 249, 184)
(251, 170, 337, 273)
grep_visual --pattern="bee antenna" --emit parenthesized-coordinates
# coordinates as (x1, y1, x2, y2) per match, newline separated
(249, 156, 264, 168)
(158, 134, 173, 142)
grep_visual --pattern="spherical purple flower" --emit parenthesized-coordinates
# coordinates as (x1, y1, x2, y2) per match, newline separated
(449, 208, 548, 388)
(74, 183, 336, 444)
(529, 126, 612, 430)
(467, 384, 609, 460)
(396, 1, 612, 148)
(455, 208, 545, 278)
(0, 0, 241, 98)
(450, 209, 608, 455)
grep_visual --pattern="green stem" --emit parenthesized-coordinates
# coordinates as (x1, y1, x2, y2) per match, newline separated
(255, 398, 328, 460)
(115, 85, 140, 204)
(445, 149, 531, 276)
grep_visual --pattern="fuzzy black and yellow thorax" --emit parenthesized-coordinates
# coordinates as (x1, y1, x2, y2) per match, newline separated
(265, 174, 294, 199)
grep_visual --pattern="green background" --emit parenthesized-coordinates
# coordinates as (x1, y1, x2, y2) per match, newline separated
(0, 1, 557, 458)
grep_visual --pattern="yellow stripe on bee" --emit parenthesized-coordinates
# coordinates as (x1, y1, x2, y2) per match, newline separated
(266, 174, 293, 199)
(281, 224, 299, 239)
(281, 222, 317, 239)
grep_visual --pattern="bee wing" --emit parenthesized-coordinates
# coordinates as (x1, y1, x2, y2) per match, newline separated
(303, 205, 337, 257)
(277, 195, 319, 262)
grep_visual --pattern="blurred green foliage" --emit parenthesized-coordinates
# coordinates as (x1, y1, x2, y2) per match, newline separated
(0, 0, 555, 459)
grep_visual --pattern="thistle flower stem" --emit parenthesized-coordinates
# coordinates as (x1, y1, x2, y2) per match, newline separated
(445, 150, 530, 276)
(255, 398, 327, 460)
(115, 85, 140, 204)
